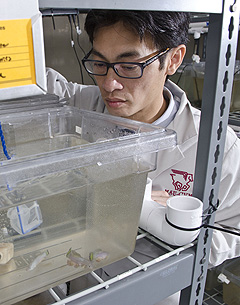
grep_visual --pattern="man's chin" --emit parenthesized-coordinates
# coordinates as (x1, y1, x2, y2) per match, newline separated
(107, 108, 129, 119)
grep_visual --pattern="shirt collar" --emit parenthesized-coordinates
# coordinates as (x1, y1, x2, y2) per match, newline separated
(152, 86, 179, 128)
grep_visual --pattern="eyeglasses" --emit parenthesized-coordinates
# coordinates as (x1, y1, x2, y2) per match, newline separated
(82, 48, 170, 79)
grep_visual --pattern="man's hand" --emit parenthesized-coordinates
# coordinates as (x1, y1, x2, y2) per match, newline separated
(151, 190, 170, 206)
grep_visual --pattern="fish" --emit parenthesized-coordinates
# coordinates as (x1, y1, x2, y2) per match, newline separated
(27, 250, 49, 271)
(89, 249, 109, 262)
(66, 248, 92, 269)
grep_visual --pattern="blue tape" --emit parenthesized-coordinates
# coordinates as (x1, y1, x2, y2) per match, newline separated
(0, 121, 11, 160)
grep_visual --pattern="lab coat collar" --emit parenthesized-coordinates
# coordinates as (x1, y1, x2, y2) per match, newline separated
(165, 80, 199, 145)
(151, 80, 199, 176)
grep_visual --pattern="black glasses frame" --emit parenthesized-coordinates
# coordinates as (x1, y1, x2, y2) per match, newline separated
(82, 48, 170, 79)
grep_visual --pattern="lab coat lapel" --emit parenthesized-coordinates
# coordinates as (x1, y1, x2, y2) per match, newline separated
(151, 80, 199, 177)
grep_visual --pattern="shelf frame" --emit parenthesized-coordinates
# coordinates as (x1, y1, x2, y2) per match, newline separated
(181, 1, 239, 304)
(37, 1, 239, 304)
(39, 0, 222, 14)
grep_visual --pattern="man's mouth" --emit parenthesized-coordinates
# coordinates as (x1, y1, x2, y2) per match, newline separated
(105, 98, 126, 108)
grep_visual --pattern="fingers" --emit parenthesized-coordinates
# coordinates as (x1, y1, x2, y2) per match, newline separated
(151, 190, 170, 206)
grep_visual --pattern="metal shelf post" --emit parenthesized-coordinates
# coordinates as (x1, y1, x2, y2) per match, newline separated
(181, 1, 239, 304)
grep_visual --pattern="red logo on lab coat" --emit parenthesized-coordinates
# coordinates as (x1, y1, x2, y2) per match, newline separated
(170, 169, 193, 192)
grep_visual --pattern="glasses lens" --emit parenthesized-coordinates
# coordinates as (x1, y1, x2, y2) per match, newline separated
(83, 60, 142, 78)
(84, 60, 108, 75)
(115, 63, 142, 78)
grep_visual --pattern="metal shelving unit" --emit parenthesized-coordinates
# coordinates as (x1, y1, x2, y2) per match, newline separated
(48, 230, 196, 305)
(37, 1, 239, 304)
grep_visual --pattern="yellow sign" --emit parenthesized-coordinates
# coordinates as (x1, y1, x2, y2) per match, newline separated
(0, 19, 36, 89)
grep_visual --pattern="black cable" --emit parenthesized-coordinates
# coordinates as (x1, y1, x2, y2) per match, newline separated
(75, 13, 86, 56)
(202, 224, 240, 236)
(193, 39, 200, 57)
(193, 69, 200, 103)
(234, 68, 240, 76)
(51, 9, 56, 30)
(176, 63, 201, 106)
(68, 15, 84, 84)
(176, 64, 190, 85)
(165, 215, 240, 237)
(73, 13, 96, 85)
(76, 34, 86, 56)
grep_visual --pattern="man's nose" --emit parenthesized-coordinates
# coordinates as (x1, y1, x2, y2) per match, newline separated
(102, 68, 123, 92)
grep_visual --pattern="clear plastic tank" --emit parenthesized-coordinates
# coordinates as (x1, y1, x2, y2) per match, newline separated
(0, 106, 176, 304)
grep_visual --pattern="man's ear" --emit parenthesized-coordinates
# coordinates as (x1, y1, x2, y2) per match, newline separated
(166, 45, 186, 76)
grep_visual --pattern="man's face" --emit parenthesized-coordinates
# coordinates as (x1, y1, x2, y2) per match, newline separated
(92, 22, 169, 124)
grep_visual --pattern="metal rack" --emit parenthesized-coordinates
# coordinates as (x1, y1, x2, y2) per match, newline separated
(48, 230, 195, 305)
(38, 1, 239, 304)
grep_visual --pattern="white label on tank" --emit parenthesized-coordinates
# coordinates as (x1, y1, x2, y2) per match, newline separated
(75, 126, 82, 135)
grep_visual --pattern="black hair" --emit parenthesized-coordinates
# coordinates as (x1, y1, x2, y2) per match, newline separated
(85, 10, 190, 51)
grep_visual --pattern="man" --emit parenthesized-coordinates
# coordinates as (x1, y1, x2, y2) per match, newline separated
(47, 10, 240, 269)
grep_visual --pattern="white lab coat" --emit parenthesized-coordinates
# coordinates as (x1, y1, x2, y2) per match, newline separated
(46, 67, 240, 267)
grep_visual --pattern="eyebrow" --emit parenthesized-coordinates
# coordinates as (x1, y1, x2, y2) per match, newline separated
(92, 48, 141, 62)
